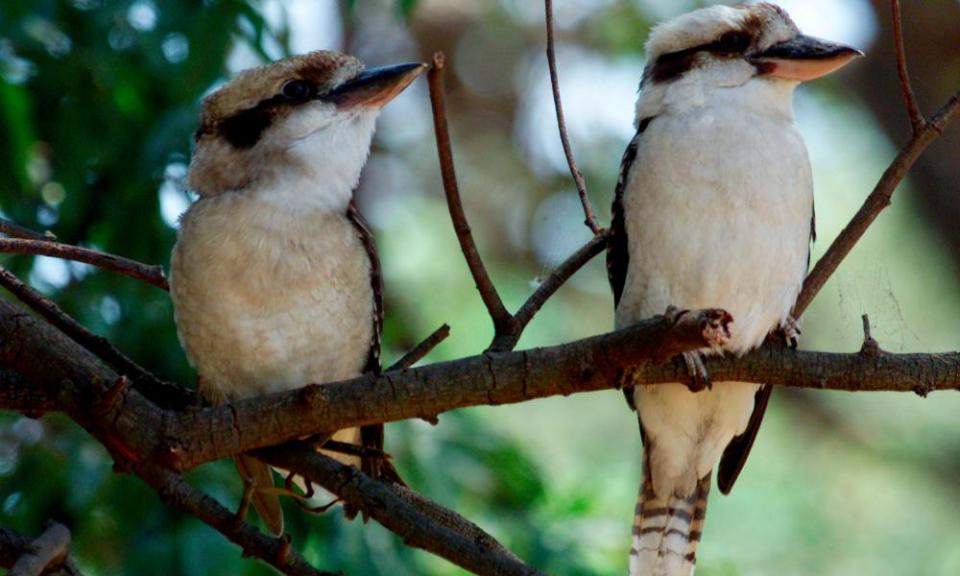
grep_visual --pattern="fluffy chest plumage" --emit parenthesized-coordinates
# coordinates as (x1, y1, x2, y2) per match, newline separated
(616, 102, 812, 352)
(170, 192, 374, 401)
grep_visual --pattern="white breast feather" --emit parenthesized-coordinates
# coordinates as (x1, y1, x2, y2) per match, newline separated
(170, 192, 375, 401)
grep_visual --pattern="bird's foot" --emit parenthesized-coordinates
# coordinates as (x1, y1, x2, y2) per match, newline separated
(772, 315, 801, 349)
(700, 309, 732, 349)
(665, 306, 732, 349)
(681, 350, 712, 393)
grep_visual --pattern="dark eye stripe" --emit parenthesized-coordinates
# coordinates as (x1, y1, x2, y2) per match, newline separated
(642, 30, 754, 86)
(219, 106, 273, 149)
(212, 81, 319, 149)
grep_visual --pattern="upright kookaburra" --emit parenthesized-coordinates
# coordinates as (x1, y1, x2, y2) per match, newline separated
(170, 51, 425, 534)
(606, 4, 860, 574)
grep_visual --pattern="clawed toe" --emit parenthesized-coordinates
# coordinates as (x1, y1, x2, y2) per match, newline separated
(775, 315, 801, 349)
(681, 350, 711, 392)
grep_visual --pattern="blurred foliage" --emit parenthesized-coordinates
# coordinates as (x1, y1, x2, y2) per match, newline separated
(1, 1, 959, 576)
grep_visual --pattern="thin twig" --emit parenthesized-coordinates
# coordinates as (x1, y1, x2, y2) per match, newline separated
(891, 0, 924, 133)
(0, 237, 169, 291)
(489, 231, 609, 351)
(0, 267, 194, 409)
(0, 219, 51, 241)
(427, 52, 513, 332)
(794, 90, 960, 317)
(427, 51, 609, 351)
(544, 0, 602, 235)
(387, 324, 451, 371)
(9, 522, 73, 576)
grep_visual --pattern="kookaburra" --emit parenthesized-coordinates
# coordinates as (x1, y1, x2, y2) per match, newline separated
(607, 4, 860, 574)
(170, 51, 425, 534)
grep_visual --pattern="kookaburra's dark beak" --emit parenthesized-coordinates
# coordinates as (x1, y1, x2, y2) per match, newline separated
(752, 35, 862, 81)
(326, 62, 427, 108)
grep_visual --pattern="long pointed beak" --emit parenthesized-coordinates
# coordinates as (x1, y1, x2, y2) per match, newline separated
(752, 34, 862, 82)
(325, 62, 427, 109)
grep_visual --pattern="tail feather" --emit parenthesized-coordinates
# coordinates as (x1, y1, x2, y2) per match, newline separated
(630, 469, 711, 576)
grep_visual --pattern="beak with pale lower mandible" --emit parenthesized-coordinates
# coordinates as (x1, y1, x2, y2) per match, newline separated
(752, 35, 863, 81)
(325, 62, 428, 109)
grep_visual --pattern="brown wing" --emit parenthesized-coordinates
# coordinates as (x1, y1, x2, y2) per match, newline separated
(609, 118, 653, 412)
(717, 384, 772, 494)
(346, 199, 383, 376)
(346, 200, 405, 489)
(607, 120, 651, 309)
(717, 199, 815, 494)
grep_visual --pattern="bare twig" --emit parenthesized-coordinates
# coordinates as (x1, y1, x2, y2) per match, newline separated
(427, 52, 512, 332)
(261, 446, 543, 576)
(0, 267, 194, 409)
(0, 219, 51, 241)
(891, 0, 924, 133)
(387, 323, 451, 371)
(543, 0, 602, 235)
(9, 522, 73, 576)
(0, 237, 169, 291)
(489, 230, 609, 351)
(794, 90, 960, 317)
(428, 51, 609, 351)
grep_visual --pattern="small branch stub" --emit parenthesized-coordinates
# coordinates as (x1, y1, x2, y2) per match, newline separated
(387, 324, 451, 372)
(860, 314, 881, 357)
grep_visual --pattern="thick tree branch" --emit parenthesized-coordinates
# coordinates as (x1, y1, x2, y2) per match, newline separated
(543, 0, 602, 235)
(0, 267, 195, 409)
(261, 446, 542, 576)
(0, 298, 535, 574)
(133, 460, 337, 576)
(164, 322, 960, 472)
(0, 300, 322, 576)
(11, 299, 956, 479)
(0, 238, 168, 291)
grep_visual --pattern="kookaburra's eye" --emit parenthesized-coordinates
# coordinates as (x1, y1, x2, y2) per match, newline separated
(280, 79, 314, 101)
(717, 31, 751, 53)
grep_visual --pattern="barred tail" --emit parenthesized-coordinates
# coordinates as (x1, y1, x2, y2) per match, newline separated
(629, 469, 711, 576)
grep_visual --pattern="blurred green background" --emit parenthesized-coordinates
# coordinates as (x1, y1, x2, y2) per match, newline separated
(1, 0, 959, 574)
